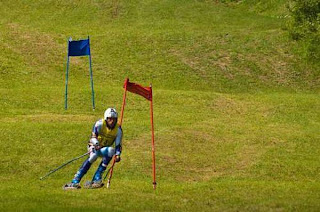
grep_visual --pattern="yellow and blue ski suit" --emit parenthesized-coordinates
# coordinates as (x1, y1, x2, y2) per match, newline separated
(72, 119, 122, 184)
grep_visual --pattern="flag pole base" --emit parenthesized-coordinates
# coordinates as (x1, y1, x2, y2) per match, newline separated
(153, 182, 157, 190)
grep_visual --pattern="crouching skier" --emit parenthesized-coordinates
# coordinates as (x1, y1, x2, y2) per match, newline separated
(63, 108, 122, 190)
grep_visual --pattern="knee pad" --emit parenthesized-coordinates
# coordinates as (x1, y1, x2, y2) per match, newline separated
(100, 147, 115, 158)
(107, 147, 115, 157)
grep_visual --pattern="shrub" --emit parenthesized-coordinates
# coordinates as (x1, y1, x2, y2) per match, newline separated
(288, 0, 320, 60)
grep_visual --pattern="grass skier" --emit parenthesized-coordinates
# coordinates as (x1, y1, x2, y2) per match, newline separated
(63, 108, 122, 190)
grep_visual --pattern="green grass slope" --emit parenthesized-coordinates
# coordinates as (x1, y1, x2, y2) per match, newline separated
(0, 0, 319, 211)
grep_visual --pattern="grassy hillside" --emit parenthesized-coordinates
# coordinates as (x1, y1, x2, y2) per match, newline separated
(1, 0, 318, 91)
(1, 0, 319, 211)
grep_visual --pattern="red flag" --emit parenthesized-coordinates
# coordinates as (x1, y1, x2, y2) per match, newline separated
(124, 79, 152, 101)
(118, 78, 156, 189)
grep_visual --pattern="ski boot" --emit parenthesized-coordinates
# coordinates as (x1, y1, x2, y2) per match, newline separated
(84, 161, 107, 189)
(63, 182, 81, 190)
(63, 159, 91, 190)
(83, 179, 104, 189)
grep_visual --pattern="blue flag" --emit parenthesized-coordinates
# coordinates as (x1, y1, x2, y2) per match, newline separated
(68, 38, 91, 56)
(65, 36, 95, 110)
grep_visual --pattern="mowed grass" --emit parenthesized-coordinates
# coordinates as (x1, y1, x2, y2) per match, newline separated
(0, 0, 320, 211)
(1, 87, 319, 211)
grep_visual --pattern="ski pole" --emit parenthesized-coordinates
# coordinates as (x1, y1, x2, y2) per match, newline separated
(103, 167, 112, 181)
(40, 151, 90, 180)
(103, 160, 115, 181)
(106, 155, 117, 188)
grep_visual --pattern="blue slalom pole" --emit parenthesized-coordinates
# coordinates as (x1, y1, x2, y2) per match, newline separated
(88, 36, 95, 110)
(65, 38, 71, 110)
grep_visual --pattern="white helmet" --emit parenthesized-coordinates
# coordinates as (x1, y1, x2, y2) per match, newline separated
(104, 108, 118, 120)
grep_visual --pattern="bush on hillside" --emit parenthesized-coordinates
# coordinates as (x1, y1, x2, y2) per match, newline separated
(288, 0, 320, 60)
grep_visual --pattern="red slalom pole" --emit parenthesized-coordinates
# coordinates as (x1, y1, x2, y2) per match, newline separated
(119, 78, 128, 126)
(107, 78, 128, 188)
(150, 84, 156, 189)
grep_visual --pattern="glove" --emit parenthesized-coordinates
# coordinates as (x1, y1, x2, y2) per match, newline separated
(90, 138, 99, 146)
(88, 138, 100, 152)
(87, 144, 96, 153)
(115, 155, 121, 163)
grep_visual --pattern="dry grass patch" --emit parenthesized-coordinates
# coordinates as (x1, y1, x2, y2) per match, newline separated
(6, 23, 64, 70)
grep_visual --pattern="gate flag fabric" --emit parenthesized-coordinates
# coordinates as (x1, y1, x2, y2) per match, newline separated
(68, 39, 91, 56)
(125, 80, 152, 101)
(65, 36, 95, 110)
